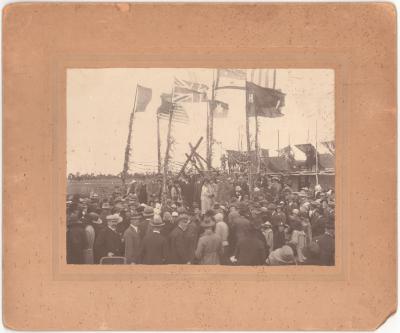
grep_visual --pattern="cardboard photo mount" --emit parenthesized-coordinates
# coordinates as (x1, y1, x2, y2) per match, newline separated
(3, 3, 396, 330)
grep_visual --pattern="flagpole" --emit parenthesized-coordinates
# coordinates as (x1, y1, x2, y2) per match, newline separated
(315, 119, 319, 185)
(162, 87, 174, 206)
(156, 112, 161, 174)
(277, 130, 280, 156)
(122, 85, 138, 186)
(208, 69, 216, 170)
(245, 80, 253, 198)
(255, 111, 260, 173)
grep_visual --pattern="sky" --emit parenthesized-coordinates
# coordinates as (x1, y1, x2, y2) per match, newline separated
(67, 68, 334, 175)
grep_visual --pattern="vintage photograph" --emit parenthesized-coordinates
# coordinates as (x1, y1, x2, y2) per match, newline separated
(66, 68, 335, 266)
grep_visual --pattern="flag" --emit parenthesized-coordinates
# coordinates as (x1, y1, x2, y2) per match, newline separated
(157, 93, 189, 124)
(173, 77, 208, 103)
(260, 149, 269, 158)
(295, 143, 316, 155)
(210, 100, 229, 118)
(246, 81, 285, 118)
(135, 85, 152, 112)
(295, 144, 320, 169)
(216, 69, 247, 90)
(321, 140, 335, 155)
(277, 145, 294, 158)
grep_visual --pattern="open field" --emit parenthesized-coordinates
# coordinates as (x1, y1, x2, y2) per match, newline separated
(67, 178, 124, 197)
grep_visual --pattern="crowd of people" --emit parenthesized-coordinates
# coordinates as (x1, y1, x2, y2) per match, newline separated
(67, 172, 335, 266)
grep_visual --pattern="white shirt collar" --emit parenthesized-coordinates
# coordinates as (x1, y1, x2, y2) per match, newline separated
(130, 224, 138, 233)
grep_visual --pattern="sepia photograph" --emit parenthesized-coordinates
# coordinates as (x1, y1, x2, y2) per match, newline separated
(66, 68, 335, 266)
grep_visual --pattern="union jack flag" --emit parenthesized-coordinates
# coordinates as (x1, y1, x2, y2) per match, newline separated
(172, 77, 208, 103)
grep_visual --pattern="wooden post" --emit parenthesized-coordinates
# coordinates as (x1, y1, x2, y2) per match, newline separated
(273, 69, 277, 89)
(156, 113, 162, 174)
(162, 91, 174, 205)
(315, 119, 319, 185)
(245, 82, 253, 197)
(208, 69, 217, 170)
(121, 85, 138, 186)
(177, 137, 204, 178)
(277, 130, 280, 156)
(206, 102, 210, 169)
(255, 112, 260, 173)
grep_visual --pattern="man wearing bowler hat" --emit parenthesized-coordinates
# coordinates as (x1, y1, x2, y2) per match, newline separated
(93, 214, 123, 263)
(139, 215, 168, 265)
(122, 211, 142, 264)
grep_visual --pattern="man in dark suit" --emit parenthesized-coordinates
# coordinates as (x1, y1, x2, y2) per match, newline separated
(314, 218, 335, 266)
(93, 214, 123, 263)
(168, 215, 190, 264)
(122, 212, 142, 264)
(139, 215, 168, 265)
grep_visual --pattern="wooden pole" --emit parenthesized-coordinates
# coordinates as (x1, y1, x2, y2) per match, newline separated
(157, 113, 161, 174)
(162, 89, 174, 205)
(122, 85, 138, 186)
(255, 112, 260, 173)
(206, 101, 210, 169)
(177, 137, 204, 178)
(273, 69, 277, 89)
(208, 70, 216, 170)
(277, 130, 280, 155)
(315, 119, 319, 185)
(245, 81, 253, 197)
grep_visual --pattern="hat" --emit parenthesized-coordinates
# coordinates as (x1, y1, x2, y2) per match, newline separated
(267, 203, 277, 210)
(88, 212, 99, 221)
(101, 202, 111, 209)
(235, 185, 242, 191)
(177, 215, 189, 224)
(143, 206, 154, 218)
(106, 214, 123, 223)
(262, 221, 272, 228)
(130, 211, 142, 220)
(254, 187, 260, 192)
(150, 215, 165, 227)
(171, 211, 179, 217)
(272, 176, 279, 181)
(200, 217, 216, 228)
(177, 206, 188, 215)
(163, 211, 172, 221)
(214, 213, 224, 222)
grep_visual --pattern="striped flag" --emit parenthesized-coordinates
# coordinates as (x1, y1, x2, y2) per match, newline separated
(157, 93, 189, 124)
(172, 78, 208, 103)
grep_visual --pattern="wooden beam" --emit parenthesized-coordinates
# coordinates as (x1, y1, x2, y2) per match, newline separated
(177, 136, 203, 178)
